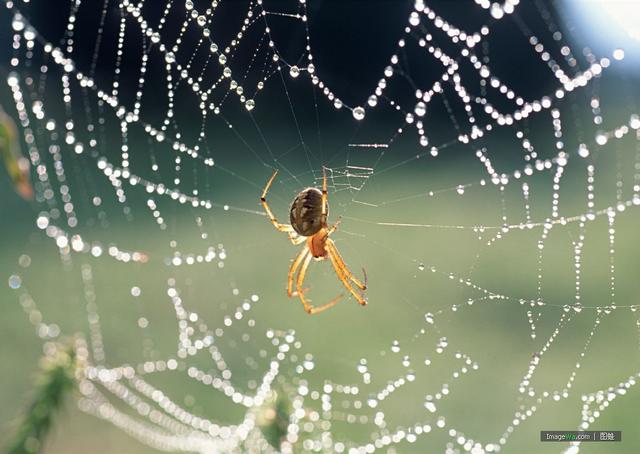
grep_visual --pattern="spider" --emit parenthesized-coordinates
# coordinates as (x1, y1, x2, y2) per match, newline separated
(260, 168, 367, 314)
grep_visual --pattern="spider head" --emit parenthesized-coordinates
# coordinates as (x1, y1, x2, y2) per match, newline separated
(289, 187, 327, 236)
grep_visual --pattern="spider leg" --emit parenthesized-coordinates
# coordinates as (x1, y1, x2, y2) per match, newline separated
(261, 170, 302, 245)
(288, 246, 309, 297)
(326, 239, 367, 291)
(321, 166, 328, 216)
(289, 234, 307, 245)
(327, 240, 367, 306)
(295, 252, 344, 314)
(296, 253, 314, 313)
(306, 294, 343, 315)
(326, 216, 342, 235)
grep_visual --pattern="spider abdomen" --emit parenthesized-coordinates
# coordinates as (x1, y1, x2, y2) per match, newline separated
(289, 187, 327, 236)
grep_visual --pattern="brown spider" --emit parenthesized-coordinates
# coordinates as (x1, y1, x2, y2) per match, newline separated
(260, 168, 367, 314)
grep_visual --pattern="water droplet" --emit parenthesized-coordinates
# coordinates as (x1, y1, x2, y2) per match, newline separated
(24, 27, 36, 42)
(613, 48, 625, 60)
(352, 106, 365, 121)
(578, 144, 589, 158)
(368, 95, 378, 107)
(490, 3, 504, 19)
(18, 255, 31, 268)
(409, 12, 420, 27)
(289, 65, 300, 78)
(165, 52, 175, 64)
(218, 54, 227, 65)
(12, 14, 25, 32)
(245, 99, 255, 111)
(8, 274, 21, 289)
(414, 101, 426, 117)
(418, 263, 425, 271)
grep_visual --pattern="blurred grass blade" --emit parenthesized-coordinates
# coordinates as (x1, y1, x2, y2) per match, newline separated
(257, 391, 291, 450)
(6, 343, 77, 454)
(0, 107, 33, 201)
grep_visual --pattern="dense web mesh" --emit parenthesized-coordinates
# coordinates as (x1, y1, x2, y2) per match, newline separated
(2, 0, 640, 453)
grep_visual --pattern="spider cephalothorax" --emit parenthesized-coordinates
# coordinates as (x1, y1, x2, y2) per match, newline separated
(260, 168, 367, 314)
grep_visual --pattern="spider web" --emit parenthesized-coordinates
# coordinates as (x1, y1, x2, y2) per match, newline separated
(2, 0, 640, 453)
